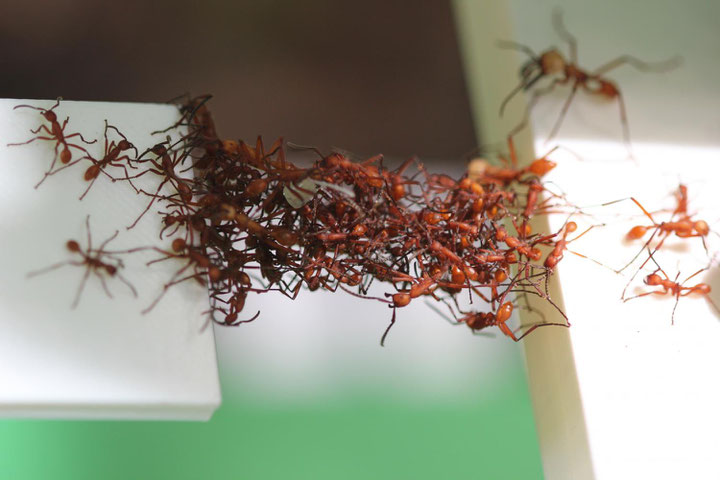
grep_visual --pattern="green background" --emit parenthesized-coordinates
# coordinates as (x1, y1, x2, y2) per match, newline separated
(0, 372, 542, 479)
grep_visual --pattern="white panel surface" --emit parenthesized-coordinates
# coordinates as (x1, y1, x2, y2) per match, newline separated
(454, 1, 720, 478)
(0, 99, 221, 420)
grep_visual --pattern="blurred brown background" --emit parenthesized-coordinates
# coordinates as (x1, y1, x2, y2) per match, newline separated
(0, 0, 476, 162)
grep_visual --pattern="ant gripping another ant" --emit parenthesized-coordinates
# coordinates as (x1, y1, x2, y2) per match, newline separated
(498, 10, 680, 157)
(26, 216, 137, 309)
(8, 98, 97, 188)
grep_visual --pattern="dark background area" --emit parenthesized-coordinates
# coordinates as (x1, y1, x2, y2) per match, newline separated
(0, 0, 476, 161)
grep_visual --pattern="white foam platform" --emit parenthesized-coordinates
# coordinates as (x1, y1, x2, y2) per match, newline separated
(455, 1, 720, 478)
(0, 99, 221, 420)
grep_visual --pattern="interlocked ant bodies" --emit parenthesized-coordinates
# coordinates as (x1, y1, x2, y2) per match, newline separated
(27, 216, 136, 308)
(8, 98, 97, 187)
(124, 140, 199, 229)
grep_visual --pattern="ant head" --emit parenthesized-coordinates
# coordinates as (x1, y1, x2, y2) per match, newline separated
(171, 238, 187, 252)
(66, 240, 80, 252)
(105, 265, 117, 276)
(43, 110, 57, 122)
(222, 139, 240, 155)
(645, 273, 663, 286)
(694, 220, 710, 236)
(151, 143, 167, 156)
(219, 203, 237, 220)
(118, 140, 133, 150)
(540, 49, 566, 75)
(208, 266, 222, 282)
(566, 222, 577, 233)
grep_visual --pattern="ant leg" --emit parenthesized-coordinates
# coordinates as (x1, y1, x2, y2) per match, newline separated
(622, 290, 661, 302)
(97, 230, 120, 252)
(29, 124, 53, 136)
(7, 135, 54, 147)
(26, 260, 80, 277)
(116, 272, 138, 298)
(84, 215, 94, 250)
(495, 40, 539, 59)
(514, 321, 570, 341)
(79, 176, 100, 201)
(425, 300, 462, 326)
(615, 91, 634, 160)
(127, 179, 170, 230)
(551, 8, 577, 64)
(671, 294, 680, 325)
(546, 83, 580, 143)
(380, 306, 398, 347)
(508, 78, 563, 138)
(71, 268, 93, 309)
(220, 310, 261, 327)
(64, 132, 97, 145)
(592, 55, 682, 76)
(499, 71, 545, 118)
(95, 270, 114, 299)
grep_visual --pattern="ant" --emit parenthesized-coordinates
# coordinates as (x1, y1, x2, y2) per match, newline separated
(8, 98, 97, 188)
(623, 249, 719, 324)
(79, 121, 139, 200)
(498, 10, 680, 155)
(123, 139, 199, 229)
(614, 185, 711, 277)
(26, 216, 137, 308)
(135, 238, 221, 314)
(50, 121, 139, 200)
(438, 290, 568, 341)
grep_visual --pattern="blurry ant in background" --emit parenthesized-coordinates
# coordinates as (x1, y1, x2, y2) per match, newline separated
(498, 9, 681, 157)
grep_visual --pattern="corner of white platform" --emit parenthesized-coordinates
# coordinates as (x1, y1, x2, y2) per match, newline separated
(0, 98, 221, 421)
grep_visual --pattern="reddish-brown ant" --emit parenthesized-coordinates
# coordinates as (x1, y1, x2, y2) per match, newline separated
(623, 249, 719, 324)
(26, 216, 137, 308)
(8, 98, 97, 188)
(130, 237, 221, 314)
(614, 187, 710, 276)
(123, 139, 198, 229)
(498, 10, 680, 153)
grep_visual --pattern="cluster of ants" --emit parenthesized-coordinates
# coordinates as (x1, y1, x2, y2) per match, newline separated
(10, 94, 579, 345)
(10, 12, 717, 345)
(491, 10, 718, 323)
